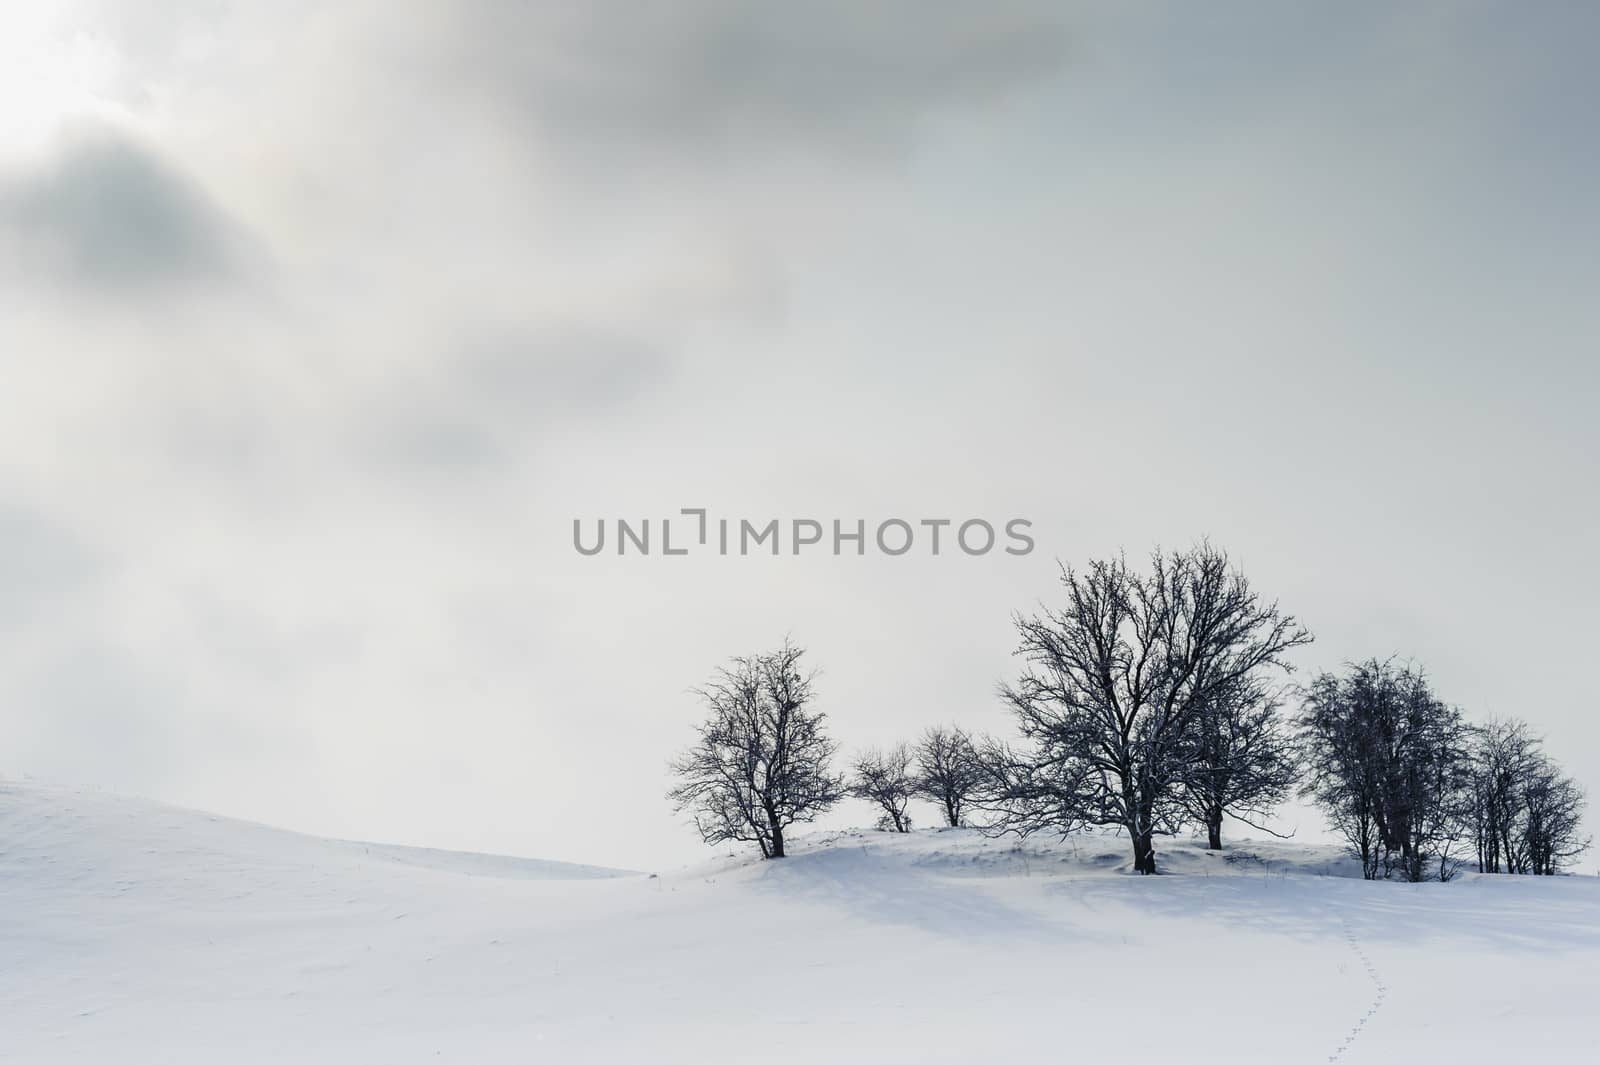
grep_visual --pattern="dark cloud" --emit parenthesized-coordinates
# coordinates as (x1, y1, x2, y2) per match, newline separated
(0, 128, 252, 291)
(436, 2, 1069, 161)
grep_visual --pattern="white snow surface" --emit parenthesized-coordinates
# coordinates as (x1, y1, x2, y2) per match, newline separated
(3, 782, 1596, 1063)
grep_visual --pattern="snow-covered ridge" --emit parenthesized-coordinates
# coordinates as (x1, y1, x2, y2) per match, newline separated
(3, 783, 1597, 1064)
(0, 781, 633, 891)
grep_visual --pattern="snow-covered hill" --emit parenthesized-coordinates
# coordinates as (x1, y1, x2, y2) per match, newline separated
(2, 782, 1595, 1063)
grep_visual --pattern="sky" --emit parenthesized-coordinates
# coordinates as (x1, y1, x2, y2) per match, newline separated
(1, 2, 1596, 870)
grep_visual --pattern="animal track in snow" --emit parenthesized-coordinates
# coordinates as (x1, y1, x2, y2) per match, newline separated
(1327, 904, 1387, 1062)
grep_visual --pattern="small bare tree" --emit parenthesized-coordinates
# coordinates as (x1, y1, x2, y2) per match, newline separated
(851, 743, 917, 832)
(668, 641, 844, 859)
(913, 725, 982, 828)
(1176, 678, 1298, 850)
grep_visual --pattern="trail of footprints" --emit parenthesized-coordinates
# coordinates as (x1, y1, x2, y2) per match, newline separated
(1328, 908, 1387, 1062)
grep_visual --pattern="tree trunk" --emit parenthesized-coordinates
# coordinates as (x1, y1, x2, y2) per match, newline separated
(1132, 832, 1157, 875)
(769, 823, 785, 858)
(1206, 814, 1223, 851)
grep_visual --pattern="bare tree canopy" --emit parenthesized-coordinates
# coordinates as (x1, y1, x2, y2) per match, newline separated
(987, 544, 1312, 874)
(851, 743, 917, 832)
(668, 641, 844, 859)
(1175, 676, 1297, 850)
(913, 726, 982, 828)
(1467, 718, 1589, 875)
(1297, 660, 1472, 882)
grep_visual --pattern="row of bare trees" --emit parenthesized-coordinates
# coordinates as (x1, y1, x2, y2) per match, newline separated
(667, 545, 1587, 879)
(664, 645, 982, 858)
(1467, 718, 1587, 875)
(1298, 660, 1589, 880)
(850, 726, 983, 833)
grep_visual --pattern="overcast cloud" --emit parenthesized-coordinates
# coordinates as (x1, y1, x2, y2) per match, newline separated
(1, 2, 1595, 868)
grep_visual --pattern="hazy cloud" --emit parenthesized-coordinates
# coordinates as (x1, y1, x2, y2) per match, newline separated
(456, 326, 671, 414)
(432, 2, 1070, 162)
(0, 505, 99, 633)
(355, 327, 672, 472)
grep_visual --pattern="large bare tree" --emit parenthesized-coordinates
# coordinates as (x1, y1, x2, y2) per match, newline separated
(990, 545, 1311, 874)
(668, 641, 844, 859)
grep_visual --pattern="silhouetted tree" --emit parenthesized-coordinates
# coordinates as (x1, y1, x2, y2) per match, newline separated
(1297, 660, 1471, 881)
(1467, 719, 1589, 875)
(990, 545, 1311, 873)
(1176, 677, 1298, 850)
(668, 641, 844, 859)
(1522, 765, 1588, 874)
(913, 725, 982, 828)
(1467, 718, 1543, 874)
(851, 743, 916, 832)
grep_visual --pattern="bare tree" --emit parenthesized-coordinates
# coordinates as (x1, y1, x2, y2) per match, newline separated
(1297, 660, 1471, 881)
(1467, 718, 1543, 874)
(668, 641, 844, 859)
(1522, 765, 1588, 875)
(913, 726, 983, 828)
(1297, 668, 1384, 878)
(851, 743, 917, 832)
(991, 545, 1311, 874)
(1175, 677, 1298, 850)
(1467, 719, 1589, 875)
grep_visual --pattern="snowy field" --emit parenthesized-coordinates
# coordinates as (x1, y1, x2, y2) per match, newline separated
(2, 782, 1595, 1064)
